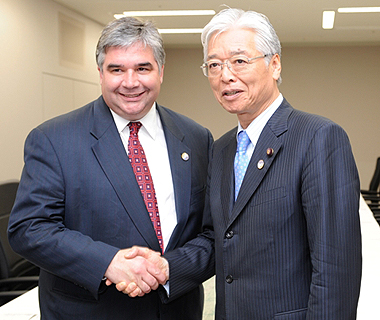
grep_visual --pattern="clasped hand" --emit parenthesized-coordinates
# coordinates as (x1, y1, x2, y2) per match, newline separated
(104, 246, 169, 297)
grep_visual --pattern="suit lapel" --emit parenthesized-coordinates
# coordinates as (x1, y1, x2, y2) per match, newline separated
(228, 100, 293, 227)
(90, 97, 161, 251)
(229, 128, 282, 224)
(219, 132, 236, 227)
(157, 106, 191, 250)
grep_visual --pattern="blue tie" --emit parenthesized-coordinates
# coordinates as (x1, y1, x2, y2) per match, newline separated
(234, 130, 251, 200)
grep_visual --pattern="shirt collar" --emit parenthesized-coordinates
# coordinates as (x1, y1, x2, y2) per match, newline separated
(237, 93, 283, 145)
(110, 102, 159, 140)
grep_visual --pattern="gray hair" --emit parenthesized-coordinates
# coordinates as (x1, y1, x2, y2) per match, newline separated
(96, 17, 165, 72)
(201, 8, 282, 84)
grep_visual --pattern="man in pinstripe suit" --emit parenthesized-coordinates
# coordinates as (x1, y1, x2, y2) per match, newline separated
(122, 8, 362, 319)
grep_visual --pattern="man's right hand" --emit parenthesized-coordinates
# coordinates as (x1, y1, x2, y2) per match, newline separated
(104, 248, 168, 297)
(113, 246, 169, 297)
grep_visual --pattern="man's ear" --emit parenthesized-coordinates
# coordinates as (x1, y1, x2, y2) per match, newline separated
(98, 67, 103, 85)
(270, 54, 281, 81)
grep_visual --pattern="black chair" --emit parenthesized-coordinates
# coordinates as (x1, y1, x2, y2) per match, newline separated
(371, 207, 380, 222)
(360, 157, 380, 225)
(0, 181, 39, 306)
(361, 157, 380, 197)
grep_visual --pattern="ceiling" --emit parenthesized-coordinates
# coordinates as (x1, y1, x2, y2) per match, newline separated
(52, 0, 380, 47)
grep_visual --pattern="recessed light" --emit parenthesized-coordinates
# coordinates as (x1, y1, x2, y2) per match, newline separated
(322, 11, 335, 29)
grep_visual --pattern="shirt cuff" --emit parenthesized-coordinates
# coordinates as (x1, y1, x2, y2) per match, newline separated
(163, 281, 170, 296)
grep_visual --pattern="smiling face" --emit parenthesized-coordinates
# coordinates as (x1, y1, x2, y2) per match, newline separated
(99, 43, 164, 121)
(207, 28, 281, 128)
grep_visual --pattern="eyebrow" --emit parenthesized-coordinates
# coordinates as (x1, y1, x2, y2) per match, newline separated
(106, 63, 123, 70)
(106, 62, 154, 70)
(207, 50, 248, 60)
(137, 62, 154, 68)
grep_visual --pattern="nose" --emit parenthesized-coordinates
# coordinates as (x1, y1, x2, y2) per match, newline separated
(122, 70, 139, 88)
(221, 61, 236, 82)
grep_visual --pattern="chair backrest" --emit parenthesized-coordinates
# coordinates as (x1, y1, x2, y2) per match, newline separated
(0, 181, 37, 279)
(369, 157, 380, 192)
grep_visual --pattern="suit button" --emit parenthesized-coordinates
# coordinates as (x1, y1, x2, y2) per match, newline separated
(225, 230, 234, 239)
(226, 275, 233, 284)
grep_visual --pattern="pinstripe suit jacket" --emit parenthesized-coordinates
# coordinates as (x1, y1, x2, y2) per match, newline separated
(165, 98, 362, 319)
(8, 96, 213, 319)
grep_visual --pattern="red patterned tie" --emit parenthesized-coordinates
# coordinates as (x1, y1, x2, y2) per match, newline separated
(128, 122, 164, 252)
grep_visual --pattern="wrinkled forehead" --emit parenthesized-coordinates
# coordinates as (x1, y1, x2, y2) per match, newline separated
(207, 28, 258, 59)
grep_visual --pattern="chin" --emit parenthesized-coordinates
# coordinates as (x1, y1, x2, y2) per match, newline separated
(221, 104, 240, 115)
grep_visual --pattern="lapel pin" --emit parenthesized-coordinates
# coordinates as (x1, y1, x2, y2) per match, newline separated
(257, 159, 265, 170)
(181, 152, 189, 161)
(266, 148, 274, 156)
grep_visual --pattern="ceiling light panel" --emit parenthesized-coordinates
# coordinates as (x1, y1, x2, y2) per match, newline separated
(338, 7, 380, 13)
(120, 10, 215, 17)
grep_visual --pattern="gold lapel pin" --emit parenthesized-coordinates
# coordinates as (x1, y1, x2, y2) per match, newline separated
(266, 148, 274, 156)
(257, 159, 265, 170)
(181, 152, 189, 161)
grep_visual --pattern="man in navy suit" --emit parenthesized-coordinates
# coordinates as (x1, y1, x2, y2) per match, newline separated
(123, 8, 362, 319)
(8, 17, 212, 319)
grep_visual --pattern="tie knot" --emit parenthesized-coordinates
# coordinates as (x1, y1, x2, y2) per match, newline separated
(128, 121, 142, 135)
(237, 130, 250, 153)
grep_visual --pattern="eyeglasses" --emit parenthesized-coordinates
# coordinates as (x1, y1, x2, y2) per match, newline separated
(200, 54, 269, 77)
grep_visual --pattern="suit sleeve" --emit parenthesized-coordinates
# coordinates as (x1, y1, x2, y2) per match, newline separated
(163, 144, 216, 302)
(8, 127, 119, 298)
(301, 122, 362, 318)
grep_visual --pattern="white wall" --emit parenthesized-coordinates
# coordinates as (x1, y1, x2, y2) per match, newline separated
(281, 46, 380, 189)
(159, 46, 380, 189)
(1, 0, 380, 189)
(0, 0, 102, 181)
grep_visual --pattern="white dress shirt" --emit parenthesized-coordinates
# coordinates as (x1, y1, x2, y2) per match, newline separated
(237, 93, 284, 157)
(111, 103, 177, 252)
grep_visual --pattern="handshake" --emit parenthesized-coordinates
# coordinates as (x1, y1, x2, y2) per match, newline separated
(104, 246, 169, 297)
